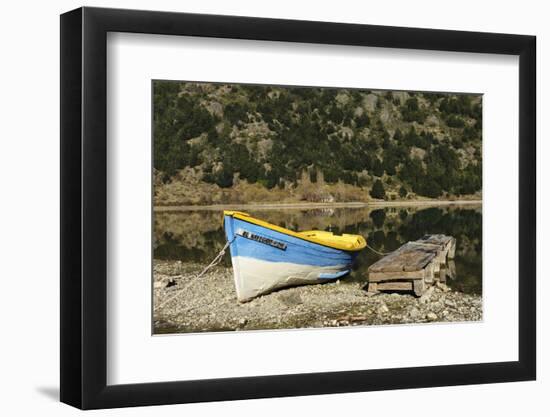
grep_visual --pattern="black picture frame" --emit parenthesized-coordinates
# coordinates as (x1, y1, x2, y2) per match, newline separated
(60, 6, 536, 410)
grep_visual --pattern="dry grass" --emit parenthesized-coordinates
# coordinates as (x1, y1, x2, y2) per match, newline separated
(154, 167, 481, 207)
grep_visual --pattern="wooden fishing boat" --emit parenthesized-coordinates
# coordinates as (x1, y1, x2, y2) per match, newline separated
(223, 211, 366, 302)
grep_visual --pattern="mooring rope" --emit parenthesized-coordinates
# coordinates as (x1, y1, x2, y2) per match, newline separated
(365, 242, 392, 256)
(154, 238, 234, 312)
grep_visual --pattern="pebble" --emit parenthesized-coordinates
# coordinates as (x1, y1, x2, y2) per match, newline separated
(426, 312, 438, 321)
(419, 287, 435, 304)
(432, 301, 443, 312)
(409, 307, 421, 319)
(153, 260, 482, 333)
(377, 303, 389, 314)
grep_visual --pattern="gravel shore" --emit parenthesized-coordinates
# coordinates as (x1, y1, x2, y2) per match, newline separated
(153, 260, 482, 334)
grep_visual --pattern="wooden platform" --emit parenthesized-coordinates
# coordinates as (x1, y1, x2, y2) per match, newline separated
(367, 234, 456, 296)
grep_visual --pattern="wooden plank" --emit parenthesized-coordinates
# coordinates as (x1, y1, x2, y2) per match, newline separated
(367, 235, 456, 294)
(413, 279, 426, 296)
(376, 281, 413, 291)
(446, 260, 457, 280)
(367, 243, 414, 272)
(367, 282, 378, 292)
(417, 235, 452, 262)
(368, 270, 424, 282)
(417, 234, 453, 248)
(438, 266, 447, 283)
(448, 238, 456, 259)
(402, 251, 436, 271)
(369, 242, 438, 272)
(424, 260, 436, 283)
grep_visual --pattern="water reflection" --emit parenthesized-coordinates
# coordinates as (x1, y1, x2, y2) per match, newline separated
(154, 205, 482, 294)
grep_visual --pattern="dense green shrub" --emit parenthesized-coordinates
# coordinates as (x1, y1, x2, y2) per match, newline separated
(370, 180, 386, 199)
(446, 115, 466, 128)
(153, 81, 482, 197)
(401, 97, 426, 123)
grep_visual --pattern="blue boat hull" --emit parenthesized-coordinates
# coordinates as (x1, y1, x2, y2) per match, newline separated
(224, 214, 359, 302)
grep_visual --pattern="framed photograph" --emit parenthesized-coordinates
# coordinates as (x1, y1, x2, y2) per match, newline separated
(60, 6, 536, 409)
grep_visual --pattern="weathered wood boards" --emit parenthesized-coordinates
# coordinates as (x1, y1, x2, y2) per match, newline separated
(367, 234, 456, 296)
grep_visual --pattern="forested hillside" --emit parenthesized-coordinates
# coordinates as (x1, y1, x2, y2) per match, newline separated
(153, 81, 482, 205)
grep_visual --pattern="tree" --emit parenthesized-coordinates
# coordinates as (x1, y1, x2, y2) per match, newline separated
(404, 126, 418, 147)
(224, 102, 249, 125)
(153, 83, 482, 199)
(402, 97, 426, 123)
(451, 137, 463, 149)
(372, 158, 384, 177)
(370, 179, 386, 199)
(415, 178, 442, 198)
(153, 82, 217, 176)
(393, 128, 403, 141)
(446, 115, 465, 128)
(213, 166, 234, 188)
(309, 167, 318, 183)
(355, 112, 370, 129)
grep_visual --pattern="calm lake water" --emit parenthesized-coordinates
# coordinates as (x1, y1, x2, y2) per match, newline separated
(154, 205, 482, 295)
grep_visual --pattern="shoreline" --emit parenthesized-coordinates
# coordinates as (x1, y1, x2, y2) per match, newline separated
(153, 261, 482, 334)
(154, 199, 482, 212)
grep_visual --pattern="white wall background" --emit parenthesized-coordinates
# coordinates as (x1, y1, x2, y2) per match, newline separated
(0, 0, 545, 415)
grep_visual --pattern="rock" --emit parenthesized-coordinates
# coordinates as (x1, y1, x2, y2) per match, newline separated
(363, 94, 378, 112)
(206, 101, 223, 117)
(154, 278, 176, 289)
(431, 301, 443, 312)
(380, 108, 391, 124)
(436, 282, 451, 292)
(426, 312, 438, 321)
(444, 299, 456, 308)
(278, 292, 303, 307)
(377, 303, 389, 314)
(392, 91, 409, 105)
(419, 286, 435, 304)
(336, 92, 351, 106)
(426, 115, 440, 127)
(153, 259, 483, 333)
(409, 307, 421, 319)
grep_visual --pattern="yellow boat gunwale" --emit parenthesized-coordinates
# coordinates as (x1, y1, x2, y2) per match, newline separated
(223, 210, 366, 252)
